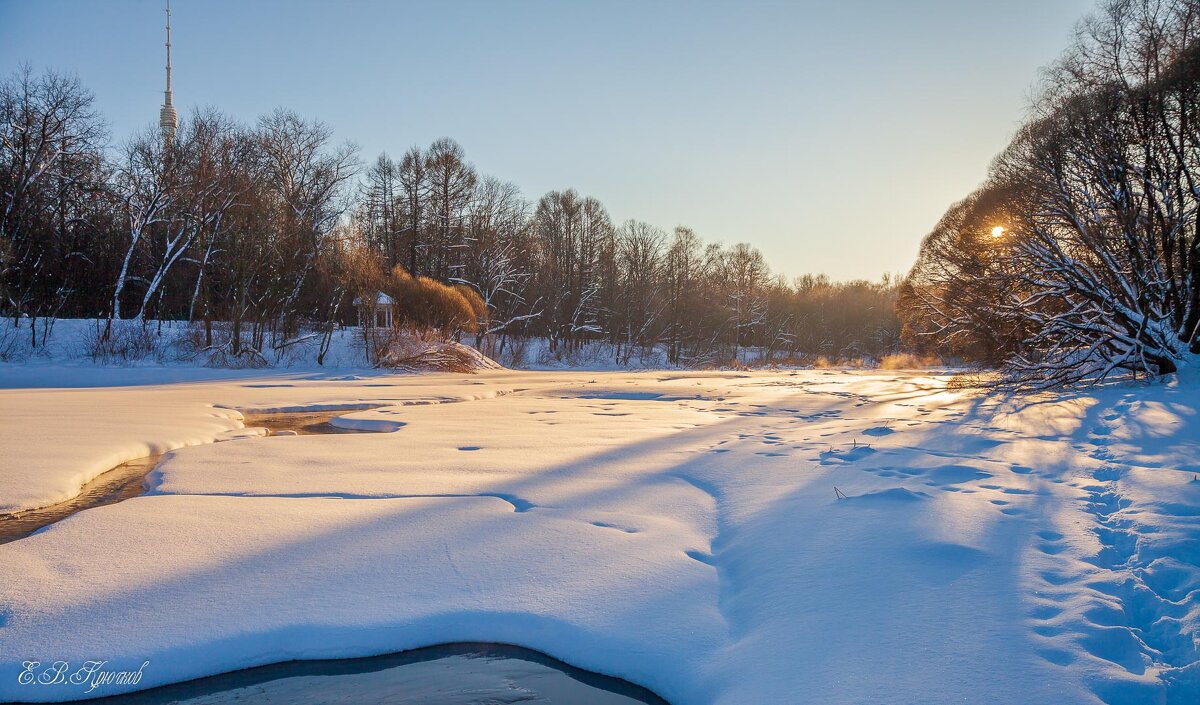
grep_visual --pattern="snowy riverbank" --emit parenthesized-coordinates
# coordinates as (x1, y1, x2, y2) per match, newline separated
(0, 367, 1197, 704)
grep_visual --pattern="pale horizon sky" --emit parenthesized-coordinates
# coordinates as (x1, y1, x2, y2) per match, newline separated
(0, 0, 1096, 281)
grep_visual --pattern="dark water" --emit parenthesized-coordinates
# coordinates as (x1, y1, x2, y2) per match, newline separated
(81, 644, 669, 705)
(240, 410, 375, 436)
(0, 410, 376, 544)
(0, 454, 161, 545)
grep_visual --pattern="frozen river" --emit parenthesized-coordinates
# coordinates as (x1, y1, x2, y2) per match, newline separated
(1, 367, 1197, 704)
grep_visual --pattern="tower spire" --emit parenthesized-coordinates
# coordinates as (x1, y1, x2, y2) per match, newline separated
(159, 0, 178, 146)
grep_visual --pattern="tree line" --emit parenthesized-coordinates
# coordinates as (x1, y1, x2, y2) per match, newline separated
(899, 0, 1200, 387)
(1, 63, 899, 366)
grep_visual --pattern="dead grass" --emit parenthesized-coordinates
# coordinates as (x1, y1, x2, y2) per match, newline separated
(744, 351, 945, 371)
(946, 371, 999, 391)
(878, 352, 942, 370)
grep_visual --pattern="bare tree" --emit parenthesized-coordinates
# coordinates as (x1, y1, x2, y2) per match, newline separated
(453, 177, 538, 351)
(424, 138, 476, 280)
(0, 65, 105, 343)
(360, 153, 402, 266)
(397, 146, 428, 275)
(613, 220, 665, 364)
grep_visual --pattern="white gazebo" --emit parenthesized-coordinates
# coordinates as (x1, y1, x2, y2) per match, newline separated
(353, 292, 396, 329)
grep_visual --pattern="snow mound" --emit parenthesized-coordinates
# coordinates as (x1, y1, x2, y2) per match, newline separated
(378, 338, 502, 373)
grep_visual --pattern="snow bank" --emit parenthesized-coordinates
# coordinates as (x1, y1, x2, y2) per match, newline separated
(0, 318, 510, 376)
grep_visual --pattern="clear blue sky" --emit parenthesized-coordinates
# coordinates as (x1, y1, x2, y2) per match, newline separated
(0, 0, 1095, 280)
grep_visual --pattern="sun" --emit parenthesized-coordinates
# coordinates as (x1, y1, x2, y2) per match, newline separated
(991, 226, 1006, 238)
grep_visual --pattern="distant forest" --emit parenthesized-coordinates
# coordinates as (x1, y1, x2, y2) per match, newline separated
(899, 0, 1200, 387)
(0, 67, 898, 367)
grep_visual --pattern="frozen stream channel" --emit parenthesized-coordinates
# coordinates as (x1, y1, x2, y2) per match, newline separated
(0, 409, 380, 545)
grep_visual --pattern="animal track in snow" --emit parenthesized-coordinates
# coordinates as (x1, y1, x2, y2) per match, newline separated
(1044, 396, 1200, 702)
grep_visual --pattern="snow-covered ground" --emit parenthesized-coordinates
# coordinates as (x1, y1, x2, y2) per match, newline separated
(0, 318, 668, 372)
(0, 367, 1197, 704)
(0, 317, 864, 373)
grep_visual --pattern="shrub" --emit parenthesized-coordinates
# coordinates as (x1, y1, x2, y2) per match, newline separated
(454, 283, 488, 330)
(0, 321, 29, 361)
(385, 266, 481, 335)
(83, 320, 160, 363)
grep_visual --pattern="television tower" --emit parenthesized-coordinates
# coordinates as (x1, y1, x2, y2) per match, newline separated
(159, 0, 178, 146)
